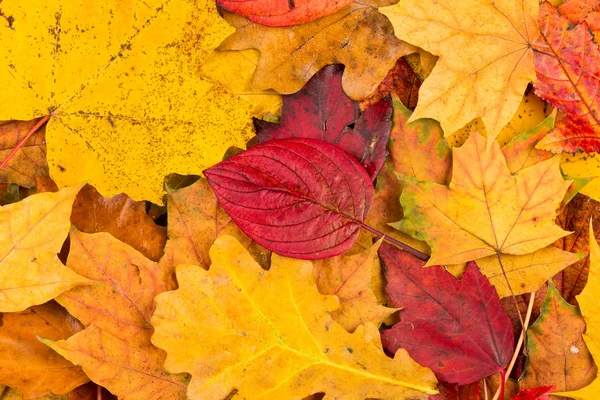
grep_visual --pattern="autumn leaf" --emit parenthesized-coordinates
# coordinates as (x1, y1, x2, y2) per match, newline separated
(519, 282, 596, 393)
(0, 119, 48, 188)
(381, 0, 539, 142)
(254, 64, 392, 179)
(42, 229, 188, 399)
(510, 385, 555, 400)
(559, 0, 600, 38)
(151, 235, 438, 399)
(70, 184, 166, 262)
(380, 243, 514, 385)
(0, 0, 254, 204)
(395, 131, 570, 267)
(534, 2, 600, 153)
(0, 302, 89, 398)
(218, 3, 416, 100)
(313, 240, 397, 332)
(204, 138, 374, 259)
(0, 383, 98, 400)
(0, 185, 91, 312)
(217, 0, 354, 27)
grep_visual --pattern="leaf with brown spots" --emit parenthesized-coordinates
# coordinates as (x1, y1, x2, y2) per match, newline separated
(218, 3, 417, 100)
(70, 184, 166, 262)
(0, 119, 48, 188)
(0, 302, 89, 398)
(559, 0, 600, 41)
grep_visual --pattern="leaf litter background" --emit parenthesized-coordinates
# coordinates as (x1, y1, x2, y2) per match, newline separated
(2, 0, 600, 399)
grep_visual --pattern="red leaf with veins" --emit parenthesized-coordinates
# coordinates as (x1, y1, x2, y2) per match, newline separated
(204, 138, 374, 259)
(533, 2, 600, 153)
(380, 243, 514, 385)
(510, 385, 554, 400)
(254, 64, 392, 179)
(217, 0, 354, 27)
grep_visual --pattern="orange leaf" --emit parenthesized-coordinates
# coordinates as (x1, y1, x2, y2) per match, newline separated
(559, 0, 600, 38)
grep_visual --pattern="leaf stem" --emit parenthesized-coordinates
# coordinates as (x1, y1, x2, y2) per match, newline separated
(495, 251, 525, 330)
(359, 222, 429, 261)
(491, 291, 536, 400)
(0, 115, 51, 170)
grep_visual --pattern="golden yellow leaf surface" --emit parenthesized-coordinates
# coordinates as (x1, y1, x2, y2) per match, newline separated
(381, 0, 539, 142)
(43, 229, 188, 399)
(559, 224, 600, 399)
(0, 185, 91, 312)
(395, 131, 570, 267)
(313, 240, 397, 332)
(0, 0, 253, 204)
(218, 4, 416, 100)
(0, 119, 48, 188)
(151, 235, 438, 399)
(561, 152, 600, 203)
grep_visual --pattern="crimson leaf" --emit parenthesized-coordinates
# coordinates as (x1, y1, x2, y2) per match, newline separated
(204, 138, 374, 259)
(510, 386, 555, 400)
(380, 243, 514, 385)
(254, 64, 392, 179)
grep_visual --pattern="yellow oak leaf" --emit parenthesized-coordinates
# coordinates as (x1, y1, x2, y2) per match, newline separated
(0, 302, 89, 398)
(218, 4, 417, 100)
(42, 229, 188, 399)
(0, 0, 253, 204)
(381, 0, 539, 143)
(395, 131, 571, 267)
(151, 235, 438, 399)
(313, 240, 397, 332)
(0, 185, 91, 312)
(557, 223, 600, 398)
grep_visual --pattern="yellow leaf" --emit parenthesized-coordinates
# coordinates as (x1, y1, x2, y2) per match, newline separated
(218, 4, 417, 100)
(151, 235, 438, 399)
(200, 49, 282, 119)
(313, 240, 397, 332)
(0, 185, 91, 312)
(477, 246, 583, 297)
(381, 0, 539, 142)
(561, 152, 600, 202)
(395, 131, 570, 267)
(558, 223, 600, 398)
(0, 0, 253, 204)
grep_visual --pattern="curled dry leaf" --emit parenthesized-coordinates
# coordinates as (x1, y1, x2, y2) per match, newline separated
(218, 3, 417, 100)
(151, 235, 438, 399)
(0, 119, 48, 188)
(0, 302, 89, 398)
(0, 0, 253, 203)
(380, 243, 514, 385)
(381, 0, 539, 143)
(0, 185, 91, 312)
(204, 138, 374, 259)
(43, 230, 188, 399)
(255, 64, 392, 179)
(534, 2, 600, 153)
(217, 0, 354, 27)
(520, 282, 596, 393)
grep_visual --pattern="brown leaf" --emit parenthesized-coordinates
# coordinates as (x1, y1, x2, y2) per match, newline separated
(70, 185, 166, 262)
(0, 119, 48, 188)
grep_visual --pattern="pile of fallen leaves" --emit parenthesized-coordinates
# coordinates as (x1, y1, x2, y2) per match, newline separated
(1, 0, 600, 399)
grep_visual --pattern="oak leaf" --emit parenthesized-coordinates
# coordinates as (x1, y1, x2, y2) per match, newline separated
(204, 138, 374, 259)
(218, 4, 416, 100)
(519, 282, 596, 392)
(42, 229, 187, 399)
(254, 64, 392, 179)
(151, 235, 438, 399)
(0, 302, 89, 398)
(534, 2, 600, 153)
(0, 185, 91, 312)
(380, 243, 514, 385)
(381, 0, 539, 142)
(395, 131, 570, 267)
(313, 240, 397, 332)
(0, 0, 253, 204)
(0, 119, 48, 188)
(217, 0, 354, 27)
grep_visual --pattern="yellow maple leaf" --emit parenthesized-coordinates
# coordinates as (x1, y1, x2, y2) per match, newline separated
(218, 4, 416, 100)
(557, 223, 600, 398)
(395, 131, 570, 267)
(151, 235, 438, 399)
(381, 0, 539, 143)
(0, 185, 91, 312)
(0, 0, 253, 204)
